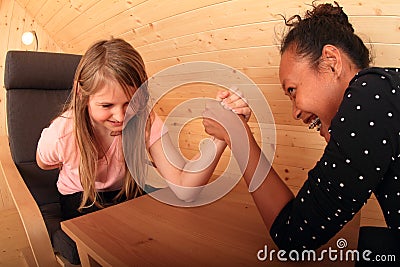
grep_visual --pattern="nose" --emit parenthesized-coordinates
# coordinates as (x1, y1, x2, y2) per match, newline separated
(292, 103, 302, 120)
(114, 107, 126, 122)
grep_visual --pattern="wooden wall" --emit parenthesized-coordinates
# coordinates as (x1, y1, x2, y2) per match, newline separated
(0, 0, 61, 209)
(0, 0, 399, 224)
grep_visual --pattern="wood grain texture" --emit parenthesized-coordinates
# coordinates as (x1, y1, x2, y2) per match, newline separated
(62, 180, 361, 266)
(0, 136, 58, 266)
(0, 0, 62, 210)
(1, 0, 395, 222)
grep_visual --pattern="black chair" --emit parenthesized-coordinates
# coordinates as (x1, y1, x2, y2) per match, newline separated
(2, 50, 81, 266)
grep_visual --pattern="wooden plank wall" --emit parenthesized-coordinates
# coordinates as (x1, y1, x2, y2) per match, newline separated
(1, 0, 399, 225)
(0, 0, 61, 210)
(121, 0, 398, 226)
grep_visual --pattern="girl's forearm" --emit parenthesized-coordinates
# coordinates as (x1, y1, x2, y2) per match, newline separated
(177, 137, 227, 187)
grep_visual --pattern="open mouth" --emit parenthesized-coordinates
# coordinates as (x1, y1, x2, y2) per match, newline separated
(308, 117, 321, 131)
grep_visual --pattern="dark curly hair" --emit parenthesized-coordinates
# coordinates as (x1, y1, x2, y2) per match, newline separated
(280, 1, 371, 69)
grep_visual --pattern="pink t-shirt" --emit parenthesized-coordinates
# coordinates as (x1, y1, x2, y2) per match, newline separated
(37, 111, 167, 195)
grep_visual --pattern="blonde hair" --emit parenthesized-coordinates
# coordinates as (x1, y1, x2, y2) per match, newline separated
(68, 38, 150, 211)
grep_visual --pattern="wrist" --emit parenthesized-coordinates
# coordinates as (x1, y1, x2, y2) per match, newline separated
(212, 136, 227, 146)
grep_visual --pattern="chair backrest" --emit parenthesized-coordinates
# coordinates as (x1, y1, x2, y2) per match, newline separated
(4, 50, 81, 206)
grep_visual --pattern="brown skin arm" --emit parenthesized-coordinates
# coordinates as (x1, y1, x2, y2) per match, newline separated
(203, 110, 294, 229)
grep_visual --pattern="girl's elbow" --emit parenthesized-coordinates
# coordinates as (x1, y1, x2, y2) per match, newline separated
(165, 180, 204, 202)
(36, 153, 46, 169)
(36, 152, 58, 170)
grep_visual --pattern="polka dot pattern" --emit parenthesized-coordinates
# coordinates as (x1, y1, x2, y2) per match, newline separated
(270, 67, 400, 251)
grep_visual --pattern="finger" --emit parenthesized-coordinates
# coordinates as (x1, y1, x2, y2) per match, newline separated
(216, 90, 229, 101)
(231, 106, 251, 115)
(222, 90, 245, 104)
(225, 93, 240, 103)
(231, 107, 251, 121)
(219, 86, 240, 104)
(222, 97, 248, 111)
(234, 97, 249, 108)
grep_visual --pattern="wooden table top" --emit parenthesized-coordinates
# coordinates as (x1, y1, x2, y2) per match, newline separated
(61, 180, 360, 267)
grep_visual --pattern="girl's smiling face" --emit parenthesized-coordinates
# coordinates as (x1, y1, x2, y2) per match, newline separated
(279, 46, 344, 142)
(88, 79, 132, 135)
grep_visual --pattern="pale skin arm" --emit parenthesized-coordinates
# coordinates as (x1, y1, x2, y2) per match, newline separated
(202, 104, 294, 230)
(148, 90, 251, 188)
(148, 134, 226, 187)
(36, 153, 62, 170)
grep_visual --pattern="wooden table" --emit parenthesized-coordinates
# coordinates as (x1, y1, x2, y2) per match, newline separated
(61, 180, 360, 267)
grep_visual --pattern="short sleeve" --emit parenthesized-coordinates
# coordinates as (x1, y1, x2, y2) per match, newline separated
(37, 115, 72, 165)
(37, 128, 61, 165)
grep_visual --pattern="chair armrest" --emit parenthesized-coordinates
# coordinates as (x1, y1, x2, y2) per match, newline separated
(0, 136, 58, 266)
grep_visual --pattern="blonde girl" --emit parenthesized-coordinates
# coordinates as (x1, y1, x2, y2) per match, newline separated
(36, 38, 249, 264)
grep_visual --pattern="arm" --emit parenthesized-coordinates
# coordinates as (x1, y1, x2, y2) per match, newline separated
(149, 133, 227, 187)
(202, 105, 294, 229)
(35, 116, 64, 171)
(203, 71, 396, 250)
(36, 151, 61, 170)
(149, 90, 250, 191)
(232, 122, 294, 230)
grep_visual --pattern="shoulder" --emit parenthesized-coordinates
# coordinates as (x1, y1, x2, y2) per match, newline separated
(37, 110, 76, 163)
(330, 67, 400, 150)
(350, 67, 400, 92)
(42, 110, 74, 141)
(342, 67, 400, 110)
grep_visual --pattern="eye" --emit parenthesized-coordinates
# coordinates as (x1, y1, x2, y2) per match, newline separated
(287, 87, 296, 97)
(101, 104, 113, 108)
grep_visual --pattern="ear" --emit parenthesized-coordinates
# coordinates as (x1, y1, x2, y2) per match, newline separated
(321, 44, 342, 77)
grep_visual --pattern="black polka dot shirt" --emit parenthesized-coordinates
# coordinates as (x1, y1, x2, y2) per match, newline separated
(270, 67, 400, 250)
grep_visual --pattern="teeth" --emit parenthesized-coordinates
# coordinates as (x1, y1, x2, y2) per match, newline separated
(309, 117, 321, 130)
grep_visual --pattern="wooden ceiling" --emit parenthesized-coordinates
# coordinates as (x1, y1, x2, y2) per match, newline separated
(16, 2, 400, 50)
(17, 0, 258, 54)
(15, 0, 400, 77)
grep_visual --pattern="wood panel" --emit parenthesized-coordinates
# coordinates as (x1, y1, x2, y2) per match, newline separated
(6, 0, 398, 225)
(0, 0, 62, 136)
(33, 0, 65, 27)
(53, 0, 146, 48)
(143, 44, 400, 75)
(39, 0, 99, 38)
(0, 208, 29, 266)
(0, 0, 62, 210)
(18, 0, 400, 54)
(64, 0, 229, 52)
(136, 16, 400, 63)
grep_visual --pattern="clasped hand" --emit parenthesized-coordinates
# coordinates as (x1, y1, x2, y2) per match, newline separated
(203, 89, 250, 144)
